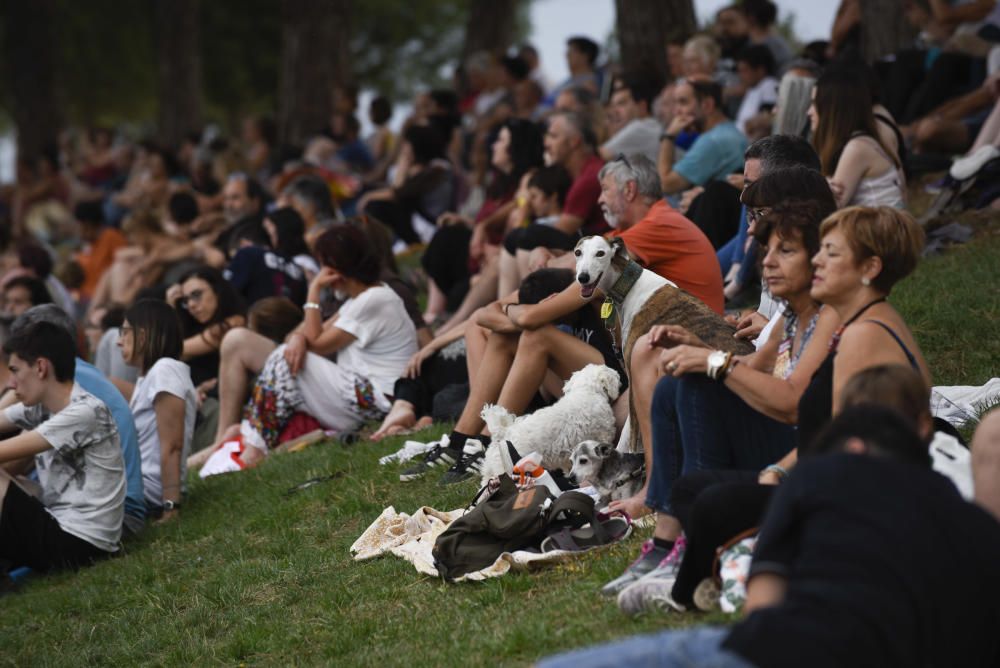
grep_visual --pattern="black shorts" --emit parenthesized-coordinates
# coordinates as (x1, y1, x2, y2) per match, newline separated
(503, 225, 578, 255)
(0, 483, 109, 572)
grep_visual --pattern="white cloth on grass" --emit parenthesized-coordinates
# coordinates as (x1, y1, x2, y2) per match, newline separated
(931, 378, 1000, 426)
(130, 358, 197, 505)
(5, 384, 125, 552)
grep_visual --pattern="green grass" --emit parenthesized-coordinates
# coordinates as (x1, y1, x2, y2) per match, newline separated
(2, 231, 998, 667)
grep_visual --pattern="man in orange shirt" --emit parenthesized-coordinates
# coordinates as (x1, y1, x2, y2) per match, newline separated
(74, 201, 126, 301)
(600, 154, 724, 314)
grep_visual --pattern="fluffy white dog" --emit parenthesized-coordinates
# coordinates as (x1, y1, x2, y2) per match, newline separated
(479, 363, 621, 485)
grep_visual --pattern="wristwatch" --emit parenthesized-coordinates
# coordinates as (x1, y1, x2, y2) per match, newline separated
(660, 131, 678, 143)
(706, 350, 728, 380)
(163, 499, 181, 512)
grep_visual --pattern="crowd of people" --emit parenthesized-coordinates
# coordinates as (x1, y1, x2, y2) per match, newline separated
(2, 0, 1000, 663)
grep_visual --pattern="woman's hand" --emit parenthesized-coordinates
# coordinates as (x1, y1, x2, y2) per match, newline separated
(468, 224, 487, 262)
(648, 325, 707, 349)
(758, 469, 782, 485)
(735, 311, 768, 340)
(308, 267, 339, 303)
(659, 345, 711, 377)
(528, 247, 554, 272)
(284, 333, 308, 375)
(165, 284, 183, 307)
(404, 344, 437, 379)
(195, 378, 217, 407)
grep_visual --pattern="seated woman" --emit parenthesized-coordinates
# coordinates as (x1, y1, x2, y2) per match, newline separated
(613, 205, 930, 610)
(225, 225, 418, 467)
(810, 65, 906, 209)
(421, 118, 544, 327)
(603, 192, 840, 595)
(224, 207, 308, 307)
(167, 266, 246, 391)
(116, 299, 197, 522)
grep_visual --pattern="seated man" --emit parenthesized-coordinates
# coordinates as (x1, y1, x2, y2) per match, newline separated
(600, 74, 663, 165)
(0, 305, 146, 535)
(658, 78, 747, 197)
(540, 406, 1000, 668)
(0, 322, 125, 572)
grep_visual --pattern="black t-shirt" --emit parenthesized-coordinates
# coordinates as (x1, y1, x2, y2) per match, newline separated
(723, 453, 1000, 668)
(224, 246, 307, 307)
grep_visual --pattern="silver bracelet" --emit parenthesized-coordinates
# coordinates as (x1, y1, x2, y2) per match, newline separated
(303, 302, 321, 311)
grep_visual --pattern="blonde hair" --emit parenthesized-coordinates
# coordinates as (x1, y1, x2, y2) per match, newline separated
(819, 206, 925, 293)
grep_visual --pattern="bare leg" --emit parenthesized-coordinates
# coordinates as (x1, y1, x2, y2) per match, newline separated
(912, 117, 970, 154)
(370, 399, 418, 441)
(464, 319, 490, 384)
(437, 262, 499, 335)
(498, 248, 520, 298)
(973, 409, 1000, 522)
(453, 330, 519, 436)
(515, 249, 532, 277)
(495, 325, 605, 415)
(424, 279, 447, 324)
(970, 99, 1000, 153)
(609, 333, 662, 519)
(214, 327, 277, 442)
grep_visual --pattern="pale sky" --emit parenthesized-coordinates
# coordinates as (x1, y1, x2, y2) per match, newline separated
(529, 0, 839, 84)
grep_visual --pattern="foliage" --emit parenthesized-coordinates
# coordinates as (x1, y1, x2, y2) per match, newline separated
(0, 0, 532, 133)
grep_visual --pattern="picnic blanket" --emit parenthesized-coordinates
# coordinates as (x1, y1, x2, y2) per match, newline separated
(932, 378, 1000, 426)
(350, 505, 590, 582)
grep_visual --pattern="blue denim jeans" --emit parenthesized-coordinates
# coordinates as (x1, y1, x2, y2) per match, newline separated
(538, 627, 753, 668)
(716, 207, 749, 277)
(645, 374, 796, 513)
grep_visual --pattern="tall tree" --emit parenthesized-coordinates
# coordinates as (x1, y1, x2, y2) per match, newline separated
(154, 0, 203, 147)
(861, 0, 917, 64)
(615, 0, 696, 85)
(462, 0, 519, 58)
(278, 0, 353, 146)
(2, 0, 63, 158)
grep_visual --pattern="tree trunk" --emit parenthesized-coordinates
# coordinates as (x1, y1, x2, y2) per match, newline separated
(278, 0, 353, 147)
(861, 0, 917, 64)
(2, 0, 63, 159)
(154, 0, 203, 148)
(462, 0, 518, 59)
(615, 0, 696, 87)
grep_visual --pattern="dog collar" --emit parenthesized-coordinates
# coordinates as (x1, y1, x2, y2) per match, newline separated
(607, 260, 643, 304)
(614, 464, 646, 488)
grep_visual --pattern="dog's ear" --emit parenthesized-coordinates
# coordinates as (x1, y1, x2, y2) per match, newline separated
(596, 442, 613, 458)
(609, 236, 627, 256)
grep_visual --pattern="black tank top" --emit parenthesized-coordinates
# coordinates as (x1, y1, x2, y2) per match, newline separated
(797, 299, 920, 449)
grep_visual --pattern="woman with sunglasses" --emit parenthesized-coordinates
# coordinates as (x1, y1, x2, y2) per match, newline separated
(166, 266, 246, 390)
(117, 299, 197, 522)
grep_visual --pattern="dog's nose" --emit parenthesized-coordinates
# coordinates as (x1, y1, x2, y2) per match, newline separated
(578, 272, 590, 284)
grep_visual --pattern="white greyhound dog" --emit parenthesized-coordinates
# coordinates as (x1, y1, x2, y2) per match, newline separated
(573, 235, 754, 451)
(573, 235, 676, 347)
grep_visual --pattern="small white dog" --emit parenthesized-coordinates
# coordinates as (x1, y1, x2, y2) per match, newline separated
(479, 363, 621, 485)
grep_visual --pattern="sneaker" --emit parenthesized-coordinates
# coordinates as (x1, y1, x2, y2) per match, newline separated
(399, 436, 459, 482)
(439, 438, 486, 485)
(617, 576, 687, 616)
(634, 534, 687, 585)
(949, 145, 1000, 181)
(600, 539, 670, 596)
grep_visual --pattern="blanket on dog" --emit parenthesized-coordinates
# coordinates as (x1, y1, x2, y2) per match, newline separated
(350, 505, 599, 582)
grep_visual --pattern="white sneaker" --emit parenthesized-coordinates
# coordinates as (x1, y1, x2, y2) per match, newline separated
(950, 145, 1000, 181)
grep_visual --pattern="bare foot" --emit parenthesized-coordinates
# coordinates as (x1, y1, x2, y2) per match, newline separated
(238, 444, 267, 468)
(371, 401, 417, 441)
(188, 423, 241, 470)
(608, 493, 651, 519)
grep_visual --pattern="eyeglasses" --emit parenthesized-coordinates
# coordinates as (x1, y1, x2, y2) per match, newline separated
(179, 289, 205, 309)
(615, 153, 633, 170)
(746, 206, 770, 223)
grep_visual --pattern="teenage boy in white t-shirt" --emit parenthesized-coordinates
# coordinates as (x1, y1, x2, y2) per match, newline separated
(0, 321, 125, 571)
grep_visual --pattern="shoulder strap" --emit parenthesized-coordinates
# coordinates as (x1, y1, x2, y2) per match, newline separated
(862, 320, 919, 370)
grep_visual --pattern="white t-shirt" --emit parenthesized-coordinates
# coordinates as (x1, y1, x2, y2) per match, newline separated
(333, 284, 418, 398)
(5, 384, 125, 552)
(736, 76, 779, 135)
(602, 117, 663, 165)
(130, 358, 197, 506)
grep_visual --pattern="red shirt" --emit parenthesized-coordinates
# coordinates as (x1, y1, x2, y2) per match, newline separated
(563, 154, 609, 236)
(610, 200, 725, 314)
